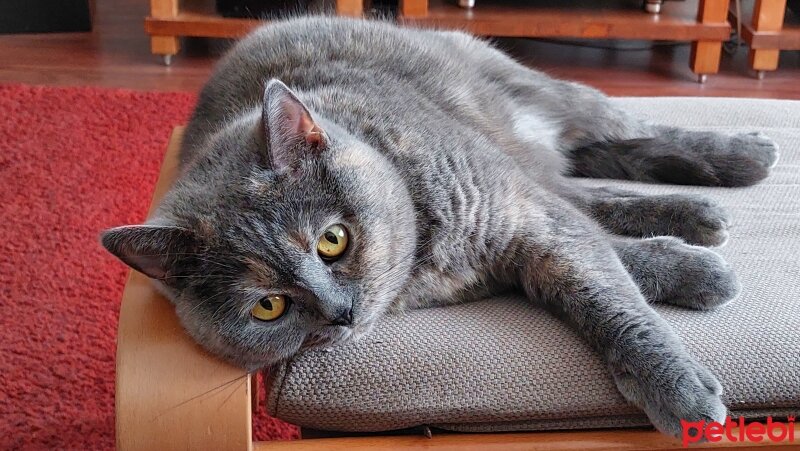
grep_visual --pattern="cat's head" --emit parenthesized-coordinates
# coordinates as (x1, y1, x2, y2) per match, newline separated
(102, 80, 416, 370)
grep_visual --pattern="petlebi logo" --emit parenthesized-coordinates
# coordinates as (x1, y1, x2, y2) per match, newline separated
(681, 416, 796, 447)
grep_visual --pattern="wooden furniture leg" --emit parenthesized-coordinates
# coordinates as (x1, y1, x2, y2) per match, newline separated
(336, 0, 365, 17)
(690, 0, 728, 82)
(116, 128, 253, 451)
(150, 0, 180, 65)
(748, 0, 788, 78)
(400, 0, 428, 18)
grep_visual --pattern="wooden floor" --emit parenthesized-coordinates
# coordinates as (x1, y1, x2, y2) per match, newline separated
(0, 0, 798, 98)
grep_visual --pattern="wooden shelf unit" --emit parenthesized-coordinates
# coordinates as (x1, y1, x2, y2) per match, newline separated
(145, 0, 364, 64)
(729, 0, 800, 77)
(398, 0, 732, 78)
(145, 0, 732, 77)
(400, 0, 728, 40)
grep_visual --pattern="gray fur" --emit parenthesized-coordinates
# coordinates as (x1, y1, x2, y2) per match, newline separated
(573, 187, 732, 246)
(100, 17, 778, 437)
(569, 130, 779, 187)
(612, 236, 740, 309)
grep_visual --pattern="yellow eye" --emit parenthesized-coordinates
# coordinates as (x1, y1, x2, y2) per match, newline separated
(251, 295, 287, 321)
(317, 224, 348, 260)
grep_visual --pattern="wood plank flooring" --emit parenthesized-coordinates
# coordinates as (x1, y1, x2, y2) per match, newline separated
(0, 0, 797, 97)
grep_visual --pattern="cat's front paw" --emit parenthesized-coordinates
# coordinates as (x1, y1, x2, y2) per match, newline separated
(663, 195, 731, 247)
(650, 237, 741, 309)
(612, 357, 727, 438)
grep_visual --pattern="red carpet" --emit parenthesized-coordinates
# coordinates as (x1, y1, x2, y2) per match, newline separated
(0, 84, 299, 450)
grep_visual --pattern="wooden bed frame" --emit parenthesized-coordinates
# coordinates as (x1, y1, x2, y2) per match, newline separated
(116, 127, 799, 450)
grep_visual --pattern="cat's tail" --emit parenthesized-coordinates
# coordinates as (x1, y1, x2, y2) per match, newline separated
(565, 132, 778, 188)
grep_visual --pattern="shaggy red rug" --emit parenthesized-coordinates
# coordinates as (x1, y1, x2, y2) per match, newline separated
(0, 84, 299, 449)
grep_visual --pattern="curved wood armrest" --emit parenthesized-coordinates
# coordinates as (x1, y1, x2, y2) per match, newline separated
(116, 128, 252, 451)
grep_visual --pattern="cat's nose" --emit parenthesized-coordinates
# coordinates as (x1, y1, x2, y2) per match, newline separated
(329, 307, 353, 326)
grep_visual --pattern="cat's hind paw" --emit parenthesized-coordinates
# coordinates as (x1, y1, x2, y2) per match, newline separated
(707, 132, 779, 186)
(735, 132, 780, 169)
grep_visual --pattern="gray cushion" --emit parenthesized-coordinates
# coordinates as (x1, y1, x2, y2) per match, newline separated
(266, 97, 800, 432)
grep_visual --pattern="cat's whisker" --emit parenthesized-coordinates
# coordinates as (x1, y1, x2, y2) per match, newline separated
(368, 233, 466, 286)
(152, 373, 250, 421)
(210, 298, 241, 323)
(185, 291, 229, 317)
(163, 274, 239, 280)
(133, 252, 235, 258)
(367, 236, 436, 284)
(368, 257, 419, 287)
(131, 252, 239, 271)
(371, 253, 433, 286)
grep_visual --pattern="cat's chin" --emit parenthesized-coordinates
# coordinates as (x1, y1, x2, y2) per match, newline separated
(300, 325, 356, 351)
(349, 321, 375, 342)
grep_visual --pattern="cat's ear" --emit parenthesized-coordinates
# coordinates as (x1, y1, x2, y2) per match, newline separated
(262, 79, 327, 172)
(100, 224, 199, 280)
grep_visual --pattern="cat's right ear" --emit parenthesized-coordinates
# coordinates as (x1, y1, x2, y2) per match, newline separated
(261, 79, 328, 173)
(100, 225, 199, 280)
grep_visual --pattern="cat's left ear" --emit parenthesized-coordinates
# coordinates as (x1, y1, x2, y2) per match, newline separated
(262, 79, 327, 173)
(100, 224, 199, 280)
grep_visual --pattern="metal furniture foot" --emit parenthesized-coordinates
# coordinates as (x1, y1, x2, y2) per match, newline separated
(757, 70, 766, 80)
(458, 0, 475, 8)
(697, 74, 708, 84)
(151, 35, 179, 66)
(644, 0, 662, 14)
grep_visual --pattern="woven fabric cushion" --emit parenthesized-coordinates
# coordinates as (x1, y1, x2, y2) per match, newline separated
(266, 97, 800, 433)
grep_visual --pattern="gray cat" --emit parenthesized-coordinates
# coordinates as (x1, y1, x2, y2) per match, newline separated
(101, 17, 779, 437)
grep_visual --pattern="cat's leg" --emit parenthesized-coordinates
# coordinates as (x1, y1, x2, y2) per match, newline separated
(464, 38, 778, 186)
(567, 128, 779, 187)
(549, 83, 779, 187)
(513, 75, 778, 187)
(519, 219, 726, 437)
(566, 186, 731, 247)
(611, 235, 740, 309)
